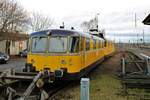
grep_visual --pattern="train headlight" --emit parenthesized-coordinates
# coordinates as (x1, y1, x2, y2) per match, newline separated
(55, 69, 64, 77)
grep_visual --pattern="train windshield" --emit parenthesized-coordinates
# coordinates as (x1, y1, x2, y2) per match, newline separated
(31, 37, 47, 53)
(49, 37, 67, 53)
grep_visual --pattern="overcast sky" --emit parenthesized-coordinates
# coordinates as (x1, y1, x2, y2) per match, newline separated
(20, 0, 150, 34)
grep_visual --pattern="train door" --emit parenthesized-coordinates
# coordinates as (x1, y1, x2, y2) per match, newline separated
(80, 37, 85, 69)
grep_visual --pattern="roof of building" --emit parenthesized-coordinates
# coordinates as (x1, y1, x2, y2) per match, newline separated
(143, 14, 150, 25)
(0, 32, 29, 41)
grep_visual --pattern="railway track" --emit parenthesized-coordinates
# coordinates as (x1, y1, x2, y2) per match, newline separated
(119, 50, 150, 99)
(0, 69, 76, 100)
(119, 50, 147, 75)
(0, 80, 74, 100)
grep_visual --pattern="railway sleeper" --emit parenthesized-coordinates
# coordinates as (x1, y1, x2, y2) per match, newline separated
(0, 69, 53, 100)
(120, 51, 150, 97)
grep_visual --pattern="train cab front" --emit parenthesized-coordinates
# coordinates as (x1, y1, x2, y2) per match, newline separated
(23, 29, 82, 81)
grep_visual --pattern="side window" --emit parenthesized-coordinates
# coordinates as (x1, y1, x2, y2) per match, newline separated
(98, 40, 100, 49)
(109, 42, 111, 46)
(101, 41, 103, 48)
(70, 37, 79, 53)
(102, 41, 105, 48)
(93, 39, 96, 49)
(86, 38, 90, 51)
(104, 41, 107, 47)
(80, 37, 85, 51)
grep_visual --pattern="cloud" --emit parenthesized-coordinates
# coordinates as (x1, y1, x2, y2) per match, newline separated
(20, 0, 150, 33)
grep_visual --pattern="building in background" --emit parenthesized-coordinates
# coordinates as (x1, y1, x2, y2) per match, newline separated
(0, 32, 28, 55)
(143, 14, 150, 25)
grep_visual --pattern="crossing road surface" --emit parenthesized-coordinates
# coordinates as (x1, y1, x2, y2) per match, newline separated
(0, 58, 26, 72)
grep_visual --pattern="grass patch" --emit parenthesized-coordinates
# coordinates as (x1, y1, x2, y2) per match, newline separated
(52, 52, 150, 100)
(90, 74, 126, 100)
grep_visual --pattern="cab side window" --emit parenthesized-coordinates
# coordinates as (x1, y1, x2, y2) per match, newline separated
(108, 42, 110, 47)
(93, 39, 96, 49)
(101, 40, 103, 48)
(104, 41, 107, 47)
(102, 40, 105, 48)
(70, 37, 79, 53)
(98, 40, 100, 49)
(80, 37, 85, 51)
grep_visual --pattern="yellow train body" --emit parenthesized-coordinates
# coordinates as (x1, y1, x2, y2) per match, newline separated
(27, 54, 82, 73)
(25, 29, 114, 79)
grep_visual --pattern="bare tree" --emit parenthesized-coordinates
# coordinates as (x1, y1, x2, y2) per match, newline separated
(81, 21, 90, 32)
(30, 12, 53, 32)
(0, 0, 29, 32)
(81, 16, 99, 32)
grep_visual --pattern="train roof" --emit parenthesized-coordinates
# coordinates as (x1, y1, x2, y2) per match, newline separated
(30, 29, 104, 40)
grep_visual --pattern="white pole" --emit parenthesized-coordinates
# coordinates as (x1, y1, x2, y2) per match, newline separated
(80, 78, 89, 100)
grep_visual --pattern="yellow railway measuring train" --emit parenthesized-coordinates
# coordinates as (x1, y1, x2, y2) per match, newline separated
(23, 29, 115, 80)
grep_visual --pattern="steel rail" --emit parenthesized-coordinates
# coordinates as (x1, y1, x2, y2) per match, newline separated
(128, 54, 143, 72)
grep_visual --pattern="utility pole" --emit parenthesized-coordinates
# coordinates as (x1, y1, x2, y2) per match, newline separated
(114, 33, 115, 42)
(96, 13, 100, 31)
(137, 34, 139, 48)
(135, 13, 137, 28)
(134, 13, 138, 47)
(143, 29, 145, 45)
